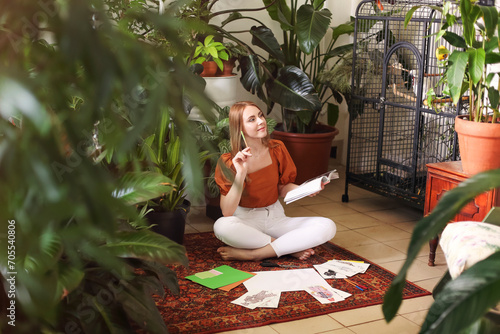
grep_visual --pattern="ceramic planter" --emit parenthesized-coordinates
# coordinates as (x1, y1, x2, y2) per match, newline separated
(271, 124, 339, 184)
(455, 115, 500, 175)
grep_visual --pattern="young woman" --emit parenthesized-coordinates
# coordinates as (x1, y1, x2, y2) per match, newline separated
(213, 101, 336, 261)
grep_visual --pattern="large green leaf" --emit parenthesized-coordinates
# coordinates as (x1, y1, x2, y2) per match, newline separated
(383, 169, 500, 321)
(267, 65, 321, 112)
(479, 5, 498, 39)
(442, 31, 467, 49)
(296, 5, 332, 55)
(113, 172, 175, 206)
(331, 22, 355, 40)
(239, 55, 266, 101)
(250, 26, 285, 63)
(468, 48, 485, 86)
(447, 51, 469, 105)
(117, 283, 168, 333)
(0, 77, 51, 135)
(103, 229, 188, 267)
(420, 252, 500, 334)
(263, 0, 292, 30)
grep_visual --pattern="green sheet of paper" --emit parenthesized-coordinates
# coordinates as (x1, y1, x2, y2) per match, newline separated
(186, 265, 254, 289)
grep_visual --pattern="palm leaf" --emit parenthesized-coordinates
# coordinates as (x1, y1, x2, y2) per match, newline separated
(116, 283, 169, 333)
(420, 252, 500, 334)
(89, 293, 135, 334)
(383, 169, 500, 321)
(138, 260, 180, 295)
(113, 171, 174, 206)
(103, 229, 188, 267)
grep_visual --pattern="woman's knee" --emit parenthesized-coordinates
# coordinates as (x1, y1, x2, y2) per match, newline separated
(320, 218, 337, 241)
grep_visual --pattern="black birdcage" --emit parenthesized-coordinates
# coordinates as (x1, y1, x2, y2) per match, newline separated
(342, 0, 489, 209)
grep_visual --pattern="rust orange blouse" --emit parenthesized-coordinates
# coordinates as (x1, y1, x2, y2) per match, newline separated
(214, 139, 297, 208)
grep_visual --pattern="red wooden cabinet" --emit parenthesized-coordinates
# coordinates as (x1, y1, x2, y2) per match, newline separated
(424, 161, 500, 266)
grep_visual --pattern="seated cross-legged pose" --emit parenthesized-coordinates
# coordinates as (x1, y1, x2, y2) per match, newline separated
(213, 101, 336, 261)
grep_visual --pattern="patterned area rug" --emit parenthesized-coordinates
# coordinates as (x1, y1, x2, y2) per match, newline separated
(155, 232, 430, 334)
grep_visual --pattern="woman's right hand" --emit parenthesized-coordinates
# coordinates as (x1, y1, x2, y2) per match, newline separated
(232, 147, 251, 176)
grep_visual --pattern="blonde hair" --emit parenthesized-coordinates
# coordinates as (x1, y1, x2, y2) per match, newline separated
(229, 101, 271, 157)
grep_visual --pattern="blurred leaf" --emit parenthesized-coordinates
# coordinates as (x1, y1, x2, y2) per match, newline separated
(383, 169, 500, 321)
(103, 230, 188, 267)
(421, 252, 500, 334)
(113, 172, 175, 206)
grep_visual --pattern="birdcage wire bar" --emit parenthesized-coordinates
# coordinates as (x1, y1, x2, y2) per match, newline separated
(342, 0, 478, 209)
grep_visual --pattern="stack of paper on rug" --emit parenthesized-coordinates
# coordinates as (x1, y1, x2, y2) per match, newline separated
(186, 260, 371, 308)
(155, 232, 431, 334)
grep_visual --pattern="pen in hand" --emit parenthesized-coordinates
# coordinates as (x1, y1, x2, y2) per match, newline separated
(241, 131, 249, 148)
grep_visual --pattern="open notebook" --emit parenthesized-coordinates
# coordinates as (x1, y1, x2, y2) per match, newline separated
(284, 169, 339, 204)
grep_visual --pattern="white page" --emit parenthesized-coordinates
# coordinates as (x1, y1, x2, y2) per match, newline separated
(284, 169, 338, 204)
(243, 268, 329, 292)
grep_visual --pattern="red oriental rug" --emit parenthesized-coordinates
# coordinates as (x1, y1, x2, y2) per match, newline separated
(155, 232, 430, 334)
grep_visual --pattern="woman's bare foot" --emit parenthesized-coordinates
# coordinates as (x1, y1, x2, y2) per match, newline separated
(217, 244, 277, 261)
(291, 248, 315, 260)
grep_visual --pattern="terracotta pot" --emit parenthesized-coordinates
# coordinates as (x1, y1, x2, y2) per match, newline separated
(200, 61, 218, 77)
(216, 58, 236, 77)
(455, 115, 500, 175)
(271, 124, 339, 184)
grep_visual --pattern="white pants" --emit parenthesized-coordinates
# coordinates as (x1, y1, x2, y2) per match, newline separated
(213, 200, 336, 257)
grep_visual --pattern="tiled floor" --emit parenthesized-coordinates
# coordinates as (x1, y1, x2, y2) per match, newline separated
(184, 162, 447, 334)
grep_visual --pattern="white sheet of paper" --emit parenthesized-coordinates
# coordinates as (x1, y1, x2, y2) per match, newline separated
(313, 264, 348, 279)
(231, 290, 281, 309)
(243, 268, 329, 292)
(305, 285, 345, 304)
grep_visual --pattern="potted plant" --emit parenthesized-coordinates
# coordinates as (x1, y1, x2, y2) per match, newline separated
(405, 0, 500, 175)
(212, 0, 354, 182)
(140, 110, 210, 244)
(190, 34, 231, 76)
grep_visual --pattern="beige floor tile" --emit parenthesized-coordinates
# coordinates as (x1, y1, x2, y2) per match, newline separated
(382, 258, 447, 282)
(348, 315, 421, 334)
(398, 295, 435, 315)
(332, 213, 385, 230)
(401, 309, 429, 327)
(391, 221, 418, 233)
(219, 325, 278, 334)
(346, 243, 407, 264)
(270, 315, 343, 334)
(344, 197, 401, 213)
(305, 202, 358, 217)
(334, 221, 350, 232)
(365, 208, 422, 224)
(344, 186, 383, 201)
(331, 230, 379, 249)
(329, 305, 384, 327)
(356, 225, 412, 243)
(412, 276, 441, 293)
(323, 328, 356, 334)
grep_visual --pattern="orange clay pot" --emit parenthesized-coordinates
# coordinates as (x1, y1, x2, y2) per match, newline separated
(455, 115, 500, 175)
